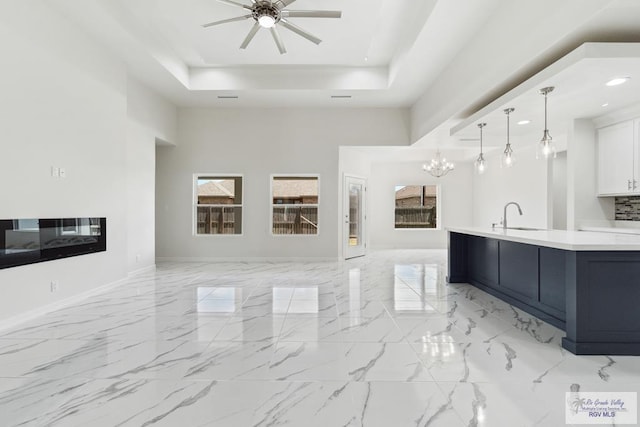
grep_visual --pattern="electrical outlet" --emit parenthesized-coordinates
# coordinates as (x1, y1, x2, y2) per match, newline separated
(135, 254, 141, 263)
(58, 168, 66, 178)
(50, 280, 59, 292)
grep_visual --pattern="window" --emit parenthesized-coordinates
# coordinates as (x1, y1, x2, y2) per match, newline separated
(394, 185, 438, 229)
(195, 175, 242, 235)
(271, 175, 319, 235)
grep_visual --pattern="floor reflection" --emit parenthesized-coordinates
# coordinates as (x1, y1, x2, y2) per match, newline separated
(196, 287, 241, 313)
(0, 250, 605, 427)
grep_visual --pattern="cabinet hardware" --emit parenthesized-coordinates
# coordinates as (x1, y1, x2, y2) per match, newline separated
(629, 179, 633, 190)
(635, 180, 638, 190)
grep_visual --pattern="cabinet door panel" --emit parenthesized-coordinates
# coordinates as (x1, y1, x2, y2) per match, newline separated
(539, 247, 566, 314)
(468, 236, 499, 288)
(597, 120, 634, 195)
(499, 241, 539, 301)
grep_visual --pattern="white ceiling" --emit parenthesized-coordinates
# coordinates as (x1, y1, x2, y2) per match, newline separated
(450, 43, 640, 151)
(45, 0, 640, 150)
(150, 0, 404, 67)
(48, 0, 501, 108)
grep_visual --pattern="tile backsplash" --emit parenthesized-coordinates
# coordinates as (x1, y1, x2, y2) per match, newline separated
(615, 196, 640, 221)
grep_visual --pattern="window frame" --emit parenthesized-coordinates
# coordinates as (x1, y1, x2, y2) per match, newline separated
(193, 173, 244, 237)
(393, 184, 441, 231)
(270, 174, 320, 237)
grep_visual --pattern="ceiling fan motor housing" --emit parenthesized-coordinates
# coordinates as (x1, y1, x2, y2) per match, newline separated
(253, 2, 281, 25)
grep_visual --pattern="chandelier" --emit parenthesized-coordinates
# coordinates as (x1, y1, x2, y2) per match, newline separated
(423, 150, 454, 178)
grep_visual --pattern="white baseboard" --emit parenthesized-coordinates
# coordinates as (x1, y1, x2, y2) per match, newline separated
(0, 276, 129, 333)
(156, 257, 340, 263)
(368, 244, 447, 250)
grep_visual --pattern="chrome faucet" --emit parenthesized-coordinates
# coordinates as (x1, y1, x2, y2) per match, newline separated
(503, 202, 523, 229)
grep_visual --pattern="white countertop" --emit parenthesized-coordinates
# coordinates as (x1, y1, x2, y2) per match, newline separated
(580, 226, 640, 235)
(448, 227, 640, 251)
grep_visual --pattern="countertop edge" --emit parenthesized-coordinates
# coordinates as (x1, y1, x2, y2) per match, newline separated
(447, 227, 640, 251)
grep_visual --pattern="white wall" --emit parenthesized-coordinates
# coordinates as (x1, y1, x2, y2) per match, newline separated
(156, 108, 410, 260)
(551, 151, 568, 230)
(126, 79, 177, 273)
(339, 146, 373, 179)
(0, 1, 176, 322)
(0, 1, 126, 321)
(469, 120, 615, 231)
(368, 161, 473, 249)
(471, 144, 550, 229)
(566, 118, 613, 229)
(127, 78, 178, 146)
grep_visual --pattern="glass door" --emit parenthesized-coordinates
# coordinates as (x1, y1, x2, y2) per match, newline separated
(344, 175, 366, 259)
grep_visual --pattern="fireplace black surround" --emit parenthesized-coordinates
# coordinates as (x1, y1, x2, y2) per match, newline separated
(0, 217, 106, 269)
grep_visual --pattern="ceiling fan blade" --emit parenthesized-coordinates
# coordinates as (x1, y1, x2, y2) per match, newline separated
(216, 0, 252, 11)
(281, 10, 342, 18)
(279, 19, 321, 45)
(202, 14, 251, 28)
(270, 27, 287, 54)
(274, 0, 297, 8)
(240, 22, 261, 49)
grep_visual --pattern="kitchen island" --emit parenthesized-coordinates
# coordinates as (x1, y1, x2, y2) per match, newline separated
(448, 227, 640, 355)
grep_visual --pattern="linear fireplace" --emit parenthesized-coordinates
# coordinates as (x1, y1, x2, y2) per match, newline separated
(0, 217, 106, 269)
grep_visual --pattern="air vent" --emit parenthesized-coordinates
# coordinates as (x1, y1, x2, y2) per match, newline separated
(218, 96, 239, 99)
(331, 95, 352, 99)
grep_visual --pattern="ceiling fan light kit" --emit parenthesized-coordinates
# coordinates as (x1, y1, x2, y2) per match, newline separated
(254, 3, 279, 28)
(203, 0, 342, 54)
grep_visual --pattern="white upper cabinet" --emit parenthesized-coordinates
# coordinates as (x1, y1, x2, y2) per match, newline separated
(597, 119, 638, 196)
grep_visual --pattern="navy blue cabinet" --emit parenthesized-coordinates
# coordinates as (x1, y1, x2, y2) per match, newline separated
(453, 233, 566, 329)
(539, 247, 566, 316)
(468, 235, 499, 288)
(499, 240, 539, 301)
(448, 231, 640, 355)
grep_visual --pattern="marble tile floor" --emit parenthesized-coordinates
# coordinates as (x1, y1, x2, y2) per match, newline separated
(0, 250, 638, 426)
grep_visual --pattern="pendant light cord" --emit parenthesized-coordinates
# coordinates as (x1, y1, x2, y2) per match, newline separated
(507, 111, 510, 144)
(544, 93, 548, 131)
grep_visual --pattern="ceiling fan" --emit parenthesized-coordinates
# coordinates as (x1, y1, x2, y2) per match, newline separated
(202, 0, 342, 54)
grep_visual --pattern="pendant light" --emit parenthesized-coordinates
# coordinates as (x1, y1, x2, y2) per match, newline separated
(502, 108, 515, 168)
(476, 123, 487, 174)
(423, 150, 455, 178)
(538, 86, 556, 159)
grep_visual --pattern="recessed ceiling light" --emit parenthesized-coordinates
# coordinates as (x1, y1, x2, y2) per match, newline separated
(602, 102, 609, 107)
(517, 120, 531, 125)
(606, 77, 630, 86)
